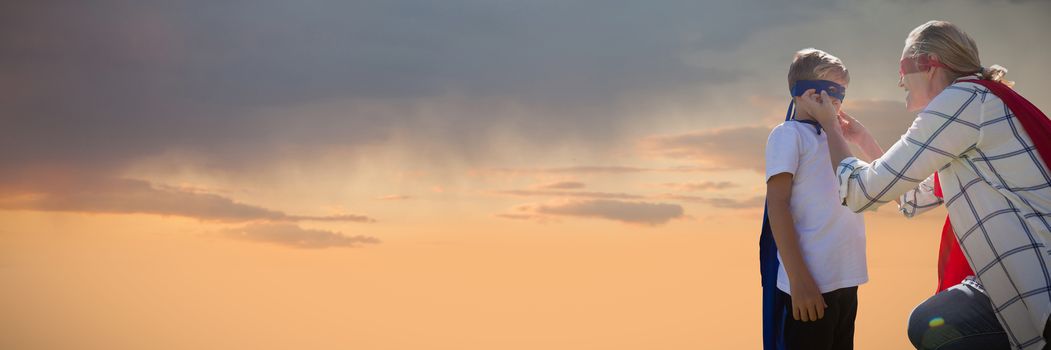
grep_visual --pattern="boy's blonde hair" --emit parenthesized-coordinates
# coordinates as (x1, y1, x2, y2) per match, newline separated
(905, 20, 1013, 87)
(787, 48, 850, 90)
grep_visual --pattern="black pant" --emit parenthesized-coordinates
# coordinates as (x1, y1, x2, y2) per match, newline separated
(907, 282, 1011, 350)
(778, 286, 859, 350)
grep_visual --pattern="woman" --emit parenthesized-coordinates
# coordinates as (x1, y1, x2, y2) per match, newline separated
(795, 20, 1051, 350)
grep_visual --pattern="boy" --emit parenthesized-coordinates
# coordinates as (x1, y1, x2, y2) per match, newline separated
(762, 48, 868, 349)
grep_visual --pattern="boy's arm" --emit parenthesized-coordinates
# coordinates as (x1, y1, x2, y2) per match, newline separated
(766, 172, 827, 322)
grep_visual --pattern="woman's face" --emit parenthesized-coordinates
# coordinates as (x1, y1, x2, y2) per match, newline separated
(899, 49, 937, 113)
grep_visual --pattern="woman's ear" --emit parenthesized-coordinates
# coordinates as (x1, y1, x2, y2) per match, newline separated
(926, 53, 946, 80)
(925, 64, 939, 83)
(928, 53, 940, 64)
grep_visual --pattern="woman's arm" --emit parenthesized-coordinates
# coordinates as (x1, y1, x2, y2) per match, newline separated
(898, 174, 944, 218)
(838, 111, 884, 162)
(824, 120, 857, 172)
(836, 111, 908, 207)
(796, 88, 981, 212)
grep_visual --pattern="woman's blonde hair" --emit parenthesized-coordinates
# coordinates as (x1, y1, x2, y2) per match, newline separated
(905, 20, 1014, 87)
(787, 48, 850, 89)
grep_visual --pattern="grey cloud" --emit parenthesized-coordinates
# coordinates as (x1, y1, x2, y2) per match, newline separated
(286, 214, 376, 223)
(495, 182, 756, 207)
(508, 199, 685, 226)
(222, 223, 380, 249)
(376, 195, 413, 201)
(634, 99, 920, 175)
(534, 181, 586, 190)
(0, 174, 375, 223)
(639, 126, 770, 172)
(5, 0, 1047, 217)
(495, 213, 554, 223)
(495, 213, 535, 220)
(705, 196, 765, 209)
(659, 181, 739, 191)
(493, 189, 645, 200)
(478, 165, 728, 176)
(0, 0, 841, 176)
(634, 98, 943, 174)
(656, 194, 765, 209)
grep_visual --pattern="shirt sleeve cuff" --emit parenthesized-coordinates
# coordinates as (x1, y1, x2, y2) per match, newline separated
(898, 192, 914, 218)
(837, 157, 864, 206)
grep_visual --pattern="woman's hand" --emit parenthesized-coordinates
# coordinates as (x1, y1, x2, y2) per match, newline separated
(796, 90, 840, 130)
(838, 110, 870, 145)
(839, 110, 886, 161)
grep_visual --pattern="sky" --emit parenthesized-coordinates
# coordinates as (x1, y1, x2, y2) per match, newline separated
(1, 0, 1050, 349)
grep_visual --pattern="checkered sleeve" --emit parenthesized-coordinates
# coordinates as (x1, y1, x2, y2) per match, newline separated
(898, 174, 942, 218)
(837, 86, 982, 213)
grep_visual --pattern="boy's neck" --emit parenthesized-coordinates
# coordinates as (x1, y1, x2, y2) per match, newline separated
(793, 110, 817, 122)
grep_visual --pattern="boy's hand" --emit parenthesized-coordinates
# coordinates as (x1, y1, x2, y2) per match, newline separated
(790, 274, 828, 322)
(797, 90, 840, 129)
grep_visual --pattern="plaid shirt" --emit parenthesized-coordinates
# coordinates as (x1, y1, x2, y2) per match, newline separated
(838, 76, 1051, 349)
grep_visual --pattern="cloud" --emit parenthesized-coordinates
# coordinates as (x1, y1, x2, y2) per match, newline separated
(4, 0, 1045, 188)
(0, 169, 381, 247)
(632, 99, 924, 175)
(495, 213, 538, 220)
(658, 181, 738, 191)
(222, 223, 380, 249)
(504, 199, 685, 226)
(473, 165, 728, 177)
(3, 0, 1049, 246)
(492, 190, 645, 200)
(655, 194, 765, 209)
(639, 126, 770, 172)
(376, 194, 412, 201)
(495, 213, 557, 224)
(0, 174, 376, 223)
(493, 182, 757, 209)
(534, 181, 586, 190)
(285, 214, 376, 223)
(633, 98, 920, 175)
(0, 0, 867, 180)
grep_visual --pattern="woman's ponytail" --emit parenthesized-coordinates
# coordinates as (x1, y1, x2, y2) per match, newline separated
(981, 64, 1015, 88)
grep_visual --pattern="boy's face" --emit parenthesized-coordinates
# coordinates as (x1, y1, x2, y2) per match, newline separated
(830, 81, 847, 114)
(794, 80, 847, 115)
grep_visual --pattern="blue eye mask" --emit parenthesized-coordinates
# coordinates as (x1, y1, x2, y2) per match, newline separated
(784, 79, 847, 133)
(792, 79, 846, 101)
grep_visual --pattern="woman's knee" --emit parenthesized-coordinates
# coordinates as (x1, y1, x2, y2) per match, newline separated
(907, 288, 965, 349)
(908, 300, 938, 349)
(906, 285, 1009, 350)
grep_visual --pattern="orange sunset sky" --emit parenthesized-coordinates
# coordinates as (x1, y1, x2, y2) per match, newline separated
(2, 1, 1050, 349)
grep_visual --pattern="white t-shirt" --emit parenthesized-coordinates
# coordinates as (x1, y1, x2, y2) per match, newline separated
(765, 121, 868, 294)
